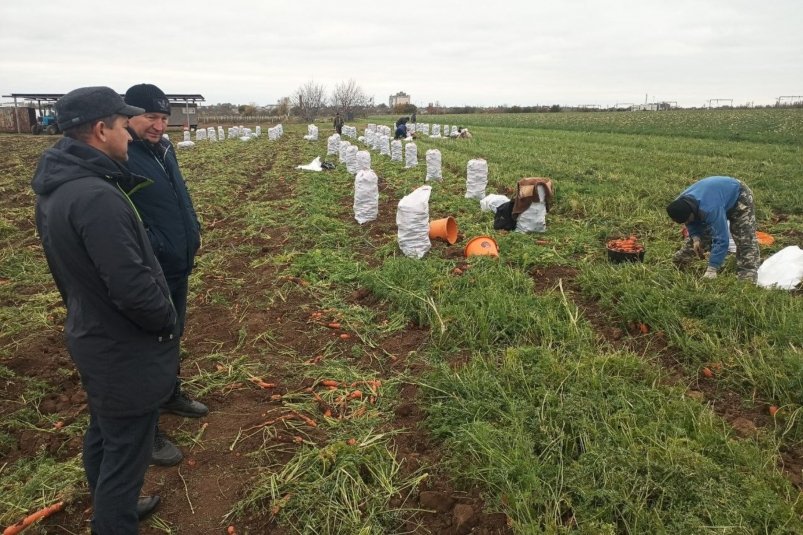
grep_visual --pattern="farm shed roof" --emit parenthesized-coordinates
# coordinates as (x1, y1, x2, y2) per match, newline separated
(3, 93, 205, 103)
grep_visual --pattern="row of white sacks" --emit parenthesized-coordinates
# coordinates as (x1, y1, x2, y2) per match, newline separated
(181, 124, 284, 145)
(303, 124, 359, 142)
(322, 124, 547, 245)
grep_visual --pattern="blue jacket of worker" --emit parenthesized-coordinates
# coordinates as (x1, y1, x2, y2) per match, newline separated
(125, 131, 201, 281)
(679, 176, 741, 268)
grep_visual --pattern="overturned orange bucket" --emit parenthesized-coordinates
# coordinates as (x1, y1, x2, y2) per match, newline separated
(756, 231, 774, 246)
(429, 216, 458, 245)
(464, 235, 499, 258)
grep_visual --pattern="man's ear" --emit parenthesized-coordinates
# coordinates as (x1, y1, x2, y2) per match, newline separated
(92, 120, 108, 143)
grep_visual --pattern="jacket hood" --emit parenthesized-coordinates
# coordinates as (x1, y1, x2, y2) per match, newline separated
(31, 137, 148, 196)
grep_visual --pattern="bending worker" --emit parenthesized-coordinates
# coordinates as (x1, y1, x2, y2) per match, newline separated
(666, 175, 759, 282)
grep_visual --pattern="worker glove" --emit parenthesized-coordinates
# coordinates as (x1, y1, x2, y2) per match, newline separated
(702, 266, 718, 279)
(691, 236, 704, 259)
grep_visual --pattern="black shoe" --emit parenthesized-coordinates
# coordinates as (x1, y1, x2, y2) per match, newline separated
(151, 431, 183, 466)
(137, 495, 161, 520)
(161, 390, 209, 418)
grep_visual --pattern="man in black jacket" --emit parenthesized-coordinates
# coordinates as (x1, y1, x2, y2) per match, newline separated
(123, 84, 207, 466)
(32, 86, 175, 534)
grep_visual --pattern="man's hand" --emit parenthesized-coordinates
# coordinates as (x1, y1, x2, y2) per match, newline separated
(702, 266, 718, 279)
(692, 236, 704, 259)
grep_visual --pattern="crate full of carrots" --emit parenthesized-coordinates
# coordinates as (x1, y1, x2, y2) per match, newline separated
(606, 235, 645, 263)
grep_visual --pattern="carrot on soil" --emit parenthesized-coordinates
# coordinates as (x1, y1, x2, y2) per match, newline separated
(3, 501, 65, 535)
(319, 379, 340, 388)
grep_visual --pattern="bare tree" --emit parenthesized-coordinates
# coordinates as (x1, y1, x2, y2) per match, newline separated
(331, 79, 368, 120)
(275, 96, 291, 118)
(293, 80, 327, 122)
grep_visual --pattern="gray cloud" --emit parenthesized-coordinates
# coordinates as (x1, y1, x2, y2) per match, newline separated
(1, 0, 800, 107)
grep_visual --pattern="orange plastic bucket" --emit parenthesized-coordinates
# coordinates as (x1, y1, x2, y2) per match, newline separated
(429, 216, 458, 244)
(756, 231, 774, 246)
(464, 235, 499, 258)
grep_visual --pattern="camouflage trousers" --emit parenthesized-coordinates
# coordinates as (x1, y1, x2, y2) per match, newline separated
(673, 181, 759, 282)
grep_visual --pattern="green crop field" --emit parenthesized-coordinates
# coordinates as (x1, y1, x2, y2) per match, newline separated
(1, 108, 802, 533)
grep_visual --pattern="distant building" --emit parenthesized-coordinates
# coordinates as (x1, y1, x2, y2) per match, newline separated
(389, 91, 411, 108)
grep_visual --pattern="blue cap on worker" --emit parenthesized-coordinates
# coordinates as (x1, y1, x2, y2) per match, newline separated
(55, 87, 145, 131)
(124, 84, 171, 115)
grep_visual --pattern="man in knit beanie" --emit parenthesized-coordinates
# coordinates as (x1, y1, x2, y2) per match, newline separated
(123, 84, 208, 467)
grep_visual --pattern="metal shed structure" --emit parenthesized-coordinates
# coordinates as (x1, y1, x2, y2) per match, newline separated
(1, 92, 206, 133)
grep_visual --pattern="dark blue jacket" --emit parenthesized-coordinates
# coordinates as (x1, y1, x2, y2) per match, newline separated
(125, 132, 201, 281)
(32, 137, 179, 417)
(678, 176, 741, 268)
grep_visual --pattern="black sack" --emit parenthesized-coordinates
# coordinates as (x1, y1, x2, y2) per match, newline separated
(493, 200, 517, 230)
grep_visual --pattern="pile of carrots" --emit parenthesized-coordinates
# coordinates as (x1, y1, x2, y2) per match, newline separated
(606, 235, 644, 253)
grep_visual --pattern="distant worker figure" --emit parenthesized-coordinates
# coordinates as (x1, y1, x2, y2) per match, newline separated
(410, 110, 417, 123)
(394, 123, 407, 140)
(666, 176, 759, 281)
(333, 112, 344, 135)
(457, 126, 472, 139)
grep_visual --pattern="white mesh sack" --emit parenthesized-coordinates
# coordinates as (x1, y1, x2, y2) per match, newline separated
(408, 123, 416, 133)
(396, 185, 432, 259)
(338, 140, 350, 163)
(757, 246, 803, 289)
(404, 142, 417, 168)
(354, 170, 379, 224)
(255, 126, 262, 136)
(366, 123, 377, 133)
(391, 140, 403, 161)
(217, 126, 225, 140)
(364, 131, 375, 149)
(327, 133, 341, 155)
(304, 124, 319, 141)
(443, 125, 449, 137)
(207, 127, 217, 142)
(177, 140, 195, 149)
(380, 135, 390, 156)
(346, 145, 358, 174)
(515, 184, 548, 233)
(465, 159, 488, 200)
(422, 123, 430, 135)
(431, 124, 441, 137)
(227, 127, 236, 139)
(356, 150, 371, 172)
(195, 128, 206, 141)
(425, 149, 442, 181)
(276, 124, 284, 137)
(479, 194, 510, 213)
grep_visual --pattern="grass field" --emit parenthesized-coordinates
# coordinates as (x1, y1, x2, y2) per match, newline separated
(1, 108, 802, 533)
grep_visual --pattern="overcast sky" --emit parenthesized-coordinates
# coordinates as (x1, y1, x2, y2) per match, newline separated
(2, 0, 801, 108)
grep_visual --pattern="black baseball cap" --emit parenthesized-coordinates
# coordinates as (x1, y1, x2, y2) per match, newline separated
(55, 86, 144, 131)
(124, 84, 171, 115)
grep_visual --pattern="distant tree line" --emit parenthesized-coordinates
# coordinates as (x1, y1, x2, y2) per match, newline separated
(199, 84, 800, 121)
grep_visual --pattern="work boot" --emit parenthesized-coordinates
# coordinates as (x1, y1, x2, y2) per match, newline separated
(160, 385, 208, 418)
(137, 495, 161, 520)
(151, 429, 183, 466)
